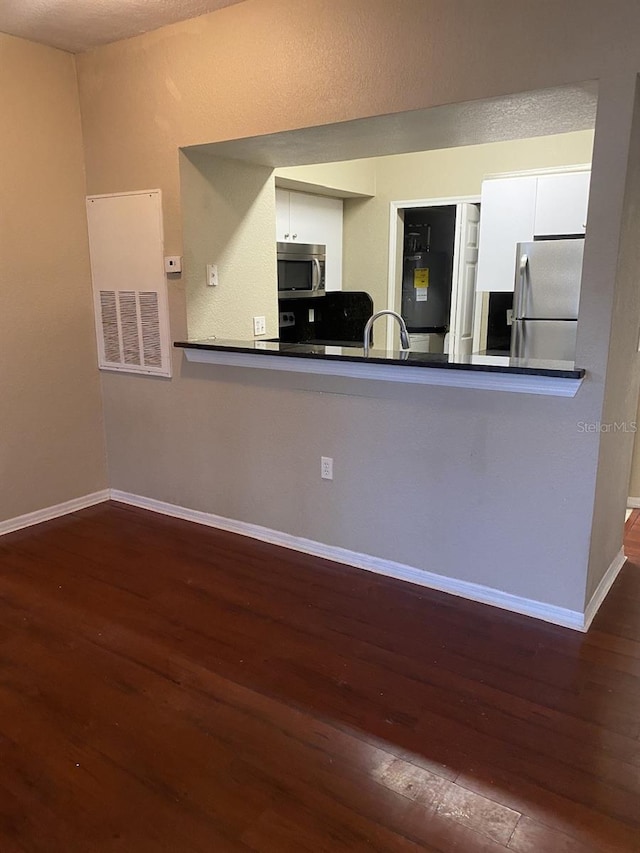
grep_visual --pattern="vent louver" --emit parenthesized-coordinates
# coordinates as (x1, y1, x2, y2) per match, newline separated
(99, 291, 120, 363)
(140, 292, 162, 367)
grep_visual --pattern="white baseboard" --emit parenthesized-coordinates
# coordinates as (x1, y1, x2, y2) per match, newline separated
(110, 490, 590, 631)
(627, 496, 640, 508)
(3, 489, 622, 632)
(583, 547, 626, 631)
(0, 490, 110, 537)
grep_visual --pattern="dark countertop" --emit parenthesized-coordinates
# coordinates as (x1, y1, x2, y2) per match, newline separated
(174, 338, 585, 379)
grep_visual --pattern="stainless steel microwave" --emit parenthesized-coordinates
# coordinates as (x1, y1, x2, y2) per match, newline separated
(277, 242, 326, 299)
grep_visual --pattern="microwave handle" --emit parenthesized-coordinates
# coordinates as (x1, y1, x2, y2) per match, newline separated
(312, 257, 322, 291)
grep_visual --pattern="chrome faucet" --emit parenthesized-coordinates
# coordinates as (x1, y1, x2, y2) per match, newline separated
(363, 310, 411, 356)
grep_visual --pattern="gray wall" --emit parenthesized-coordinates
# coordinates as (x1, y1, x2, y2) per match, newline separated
(585, 75, 640, 600)
(0, 34, 107, 522)
(76, 0, 640, 614)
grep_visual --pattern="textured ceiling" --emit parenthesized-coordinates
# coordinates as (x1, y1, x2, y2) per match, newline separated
(188, 83, 598, 167)
(0, 0, 247, 53)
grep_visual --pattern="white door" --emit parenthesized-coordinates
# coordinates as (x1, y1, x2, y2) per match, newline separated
(475, 176, 536, 292)
(534, 172, 590, 237)
(449, 203, 480, 356)
(289, 191, 338, 243)
(275, 188, 292, 241)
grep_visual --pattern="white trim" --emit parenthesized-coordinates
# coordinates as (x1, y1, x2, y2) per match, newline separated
(86, 188, 163, 200)
(389, 195, 482, 210)
(3, 488, 620, 632)
(386, 195, 481, 349)
(110, 490, 588, 631)
(483, 164, 591, 181)
(473, 290, 490, 354)
(583, 548, 626, 631)
(179, 347, 583, 397)
(0, 490, 110, 537)
(627, 496, 640, 508)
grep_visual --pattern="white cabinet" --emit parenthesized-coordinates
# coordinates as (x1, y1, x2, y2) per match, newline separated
(275, 188, 292, 241)
(534, 172, 590, 237)
(475, 176, 537, 292)
(476, 170, 591, 292)
(275, 188, 343, 291)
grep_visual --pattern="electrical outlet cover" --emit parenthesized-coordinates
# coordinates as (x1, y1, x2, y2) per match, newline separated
(206, 263, 218, 286)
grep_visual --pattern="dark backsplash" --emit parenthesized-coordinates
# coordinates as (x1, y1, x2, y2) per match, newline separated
(487, 291, 514, 353)
(278, 291, 374, 345)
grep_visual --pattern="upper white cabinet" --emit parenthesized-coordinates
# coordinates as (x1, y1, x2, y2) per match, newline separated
(534, 172, 590, 237)
(275, 188, 292, 241)
(276, 188, 344, 291)
(476, 170, 591, 292)
(475, 176, 537, 293)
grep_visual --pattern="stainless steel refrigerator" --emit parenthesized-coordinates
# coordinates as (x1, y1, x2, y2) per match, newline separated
(510, 238, 584, 361)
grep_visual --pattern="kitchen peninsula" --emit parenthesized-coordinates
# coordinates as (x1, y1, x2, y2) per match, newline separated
(174, 338, 585, 396)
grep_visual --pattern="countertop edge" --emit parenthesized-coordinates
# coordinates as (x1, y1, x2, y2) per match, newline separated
(173, 340, 585, 380)
(174, 341, 585, 397)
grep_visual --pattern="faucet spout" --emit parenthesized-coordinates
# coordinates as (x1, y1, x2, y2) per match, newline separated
(363, 310, 411, 356)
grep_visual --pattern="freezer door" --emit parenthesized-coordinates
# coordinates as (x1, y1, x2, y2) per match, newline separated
(515, 239, 583, 320)
(511, 319, 578, 361)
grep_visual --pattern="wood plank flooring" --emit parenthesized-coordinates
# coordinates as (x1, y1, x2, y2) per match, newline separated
(0, 501, 639, 852)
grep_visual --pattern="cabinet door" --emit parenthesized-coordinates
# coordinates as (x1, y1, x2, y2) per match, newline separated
(275, 188, 292, 241)
(289, 192, 343, 291)
(534, 172, 590, 237)
(289, 192, 340, 242)
(475, 176, 537, 292)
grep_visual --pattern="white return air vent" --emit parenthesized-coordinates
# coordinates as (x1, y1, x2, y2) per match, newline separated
(86, 190, 171, 377)
(99, 290, 163, 369)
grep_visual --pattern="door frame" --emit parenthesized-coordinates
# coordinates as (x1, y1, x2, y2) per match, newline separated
(387, 195, 481, 351)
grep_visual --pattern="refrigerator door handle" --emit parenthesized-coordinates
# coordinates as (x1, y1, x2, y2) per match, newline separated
(515, 253, 529, 318)
(511, 320, 521, 358)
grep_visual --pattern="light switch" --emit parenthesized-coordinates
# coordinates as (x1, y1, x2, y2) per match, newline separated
(207, 263, 218, 287)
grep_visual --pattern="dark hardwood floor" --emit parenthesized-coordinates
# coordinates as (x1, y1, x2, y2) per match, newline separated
(0, 501, 639, 851)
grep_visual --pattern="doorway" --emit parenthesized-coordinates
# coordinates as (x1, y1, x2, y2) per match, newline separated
(387, 197, 480, 355)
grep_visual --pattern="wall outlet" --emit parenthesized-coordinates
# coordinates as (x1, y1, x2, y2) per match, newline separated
(206, 263, 218, 287)
(321, 456, 333, 480)
(164, 255, 182, 274)
(253, 316, 266, 336)
(279, 312, 295, 328)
